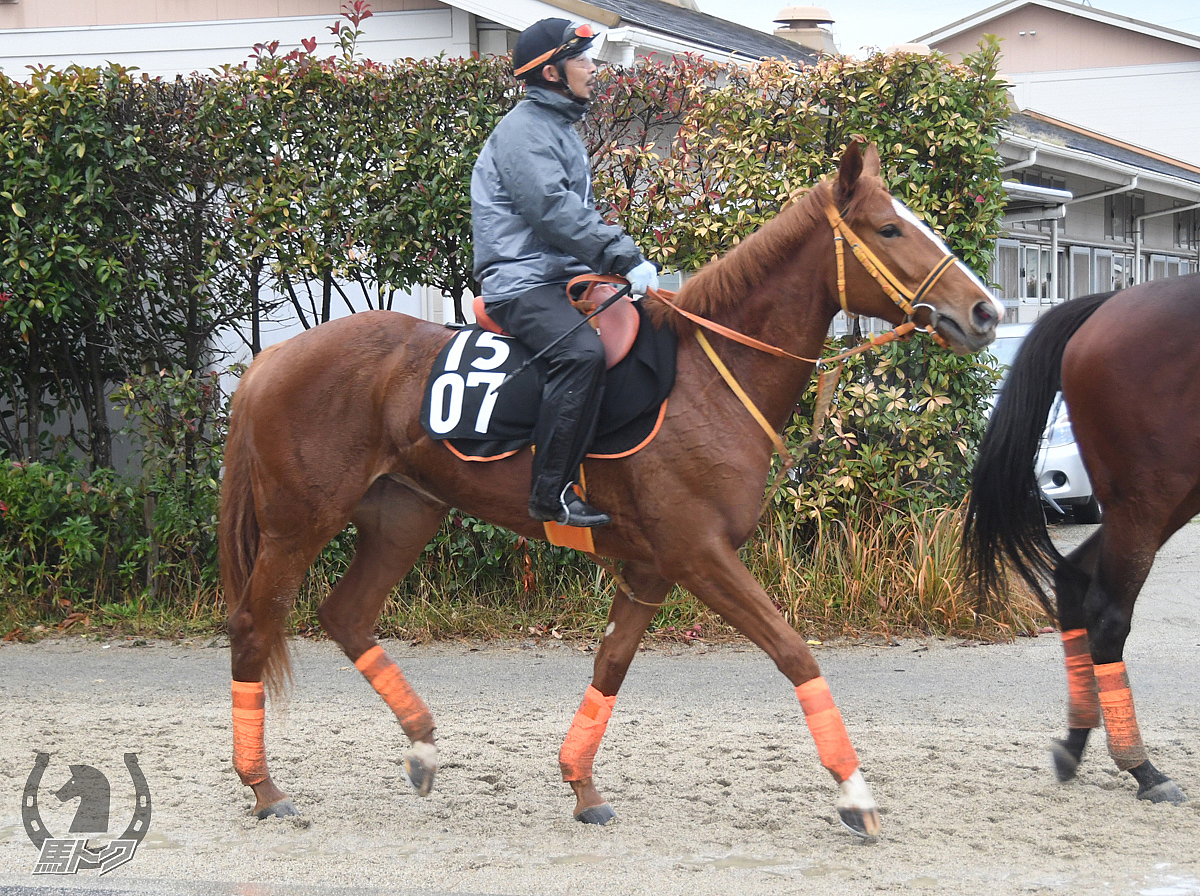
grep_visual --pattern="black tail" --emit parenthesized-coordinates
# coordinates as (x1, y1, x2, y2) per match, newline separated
(962, 291, 1115, 615)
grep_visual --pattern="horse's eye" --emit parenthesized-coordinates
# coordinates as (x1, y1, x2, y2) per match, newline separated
(879, 223, 902, 238)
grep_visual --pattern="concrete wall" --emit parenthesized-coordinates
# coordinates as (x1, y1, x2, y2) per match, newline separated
(932, 6, 1200, 72)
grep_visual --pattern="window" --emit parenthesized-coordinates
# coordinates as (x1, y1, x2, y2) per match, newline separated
(995, 241, 1019, 299)
(1094, 250, 1113, 292)
(1112, 254, 1135, 290)
(1070, 247, 1092, 297)
(1106, 192, 1145, 243)
(1175, 208, 1200, 250)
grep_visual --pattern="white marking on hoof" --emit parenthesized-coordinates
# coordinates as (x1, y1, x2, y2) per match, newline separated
(403, 741, 439, 797)
(1138, 780, 1188, 805)
(835, 770, 880, 838)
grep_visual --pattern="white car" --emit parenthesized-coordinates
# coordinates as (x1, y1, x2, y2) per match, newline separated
(987, 323, 1102, 524)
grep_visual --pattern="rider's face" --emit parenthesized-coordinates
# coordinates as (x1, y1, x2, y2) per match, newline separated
(545, 53, 597, 101)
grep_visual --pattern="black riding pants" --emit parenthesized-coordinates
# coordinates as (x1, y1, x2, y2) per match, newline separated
(484, 283, 606, 510)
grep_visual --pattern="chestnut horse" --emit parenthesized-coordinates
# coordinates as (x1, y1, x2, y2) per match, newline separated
(219, 143, 1002, 838)
(963, 274, 1200, 806)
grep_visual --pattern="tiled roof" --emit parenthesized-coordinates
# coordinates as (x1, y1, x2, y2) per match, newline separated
(1007, 111, 1200, 188)
(584, 0, 816, 64)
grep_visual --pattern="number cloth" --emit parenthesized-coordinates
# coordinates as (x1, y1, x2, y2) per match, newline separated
(420, 305, 676, 461)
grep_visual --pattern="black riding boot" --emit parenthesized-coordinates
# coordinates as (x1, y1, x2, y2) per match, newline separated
(484, 285, 612, 528)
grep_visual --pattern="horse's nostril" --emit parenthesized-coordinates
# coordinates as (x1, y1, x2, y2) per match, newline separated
(973, 300, 998, 330)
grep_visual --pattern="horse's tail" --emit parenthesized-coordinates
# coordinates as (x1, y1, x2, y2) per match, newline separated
(962, 291, 1116, 616)
(218, 388, 290, 697)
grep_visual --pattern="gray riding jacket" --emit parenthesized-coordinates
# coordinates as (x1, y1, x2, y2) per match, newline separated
(471, 86, 645, 303)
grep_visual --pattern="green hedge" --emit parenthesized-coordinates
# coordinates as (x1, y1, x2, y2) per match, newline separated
(0, 23, 1016, 636)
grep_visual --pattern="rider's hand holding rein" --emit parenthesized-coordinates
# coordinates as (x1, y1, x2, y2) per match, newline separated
(626, 259, 659, 298)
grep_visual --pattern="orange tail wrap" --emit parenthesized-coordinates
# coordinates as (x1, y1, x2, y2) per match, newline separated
(559, 685, 616, 782)
(796, 677, 859, 783)
(232, 680, 268, 786)
(1061, 629, 1101, 729)
(1095, 661, 1147, 770)
(355, 645, 435, 742)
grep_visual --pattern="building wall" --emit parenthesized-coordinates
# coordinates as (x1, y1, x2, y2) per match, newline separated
(0, 6, 473, 78)
(0, 0, 445, 30)
(932, 6, 1200, 72)
(1006, 62, 1200, 167)
(994, 162, 1199, 319)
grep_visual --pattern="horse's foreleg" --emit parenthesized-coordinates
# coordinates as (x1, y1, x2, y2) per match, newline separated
(1085, 523, 1186, 804)
(317, 478, 447, 797)
(1051, 532, 1101, 782)
(560, 561, 668, 825)
(679, 549, 879, 837)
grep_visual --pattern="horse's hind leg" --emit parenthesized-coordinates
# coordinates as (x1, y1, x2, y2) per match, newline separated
(1083, 519, 1186, 804)
(1051, 531, 1101, 782)
(229, 536, 322, 818)
(558, 561, 668, 825)
(316, 477, 448, 797)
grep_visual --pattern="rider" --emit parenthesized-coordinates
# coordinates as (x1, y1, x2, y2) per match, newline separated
(471, 18, 659, 528)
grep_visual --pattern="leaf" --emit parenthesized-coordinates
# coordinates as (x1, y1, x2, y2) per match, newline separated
(11, 201, 25, 218)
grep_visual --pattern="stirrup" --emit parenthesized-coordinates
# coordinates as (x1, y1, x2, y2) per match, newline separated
(531, 484, 611, 528)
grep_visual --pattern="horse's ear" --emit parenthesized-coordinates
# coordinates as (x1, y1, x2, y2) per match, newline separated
(862, 144, 881, 178)
(835, 141, 864, 206)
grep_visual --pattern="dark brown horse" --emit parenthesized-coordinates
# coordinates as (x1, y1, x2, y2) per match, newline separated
(218, 143, 1002, 838)
(963, 274, 1200, 806)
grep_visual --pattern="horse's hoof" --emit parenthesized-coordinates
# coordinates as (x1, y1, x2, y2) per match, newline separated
(837, 807, 880, 839)
(255, 798, 298, 819)
(1050, 739, 1080, 782)
(1137, 780, 1188, 805)
(834, 769, 880, 839)
(574, 803, 616, 825)
(403, 741, 438, 797)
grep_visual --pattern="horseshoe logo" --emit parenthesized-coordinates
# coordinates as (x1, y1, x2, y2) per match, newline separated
(23, 752, 152, 870)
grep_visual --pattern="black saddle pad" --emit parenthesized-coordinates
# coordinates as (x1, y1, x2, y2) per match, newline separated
(420, 302, 677, 460)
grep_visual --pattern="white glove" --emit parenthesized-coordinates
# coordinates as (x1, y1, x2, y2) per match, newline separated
(625, 259, 659, 297)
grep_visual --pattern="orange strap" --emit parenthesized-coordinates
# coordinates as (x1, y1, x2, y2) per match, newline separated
(654, 289, 822, 364)
(1061, 629, 1101, 730)
(796, 676, 859, 783)
(356, 645, 435, 742)
(1094, 661, 1147, 770)
(231, 680, 268, 786)
(559, 685, 616, 781)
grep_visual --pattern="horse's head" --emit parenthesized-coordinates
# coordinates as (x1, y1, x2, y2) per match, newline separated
(830, 142, 1003, 353)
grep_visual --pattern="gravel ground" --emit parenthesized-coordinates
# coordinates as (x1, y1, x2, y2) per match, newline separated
(1, 522, 1199, 896)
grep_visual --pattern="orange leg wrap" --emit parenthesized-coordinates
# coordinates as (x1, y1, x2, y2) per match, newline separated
(796, 676, 860, 783)
(559, 685, 616, 782)
(355, 645, 435, 742)
(1061, 629, 1101, 729)
(1095, 661, 1147, 770)
(232, 680, 268, 786)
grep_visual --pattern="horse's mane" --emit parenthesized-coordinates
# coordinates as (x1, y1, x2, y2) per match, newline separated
(646, 175, 880, 333)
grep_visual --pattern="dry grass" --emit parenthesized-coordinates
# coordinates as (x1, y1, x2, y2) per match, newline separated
(746, 501, 1047, 640)
(3, 504, 1047, 645)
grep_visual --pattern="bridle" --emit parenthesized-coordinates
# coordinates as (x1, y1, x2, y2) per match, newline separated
(822, 203, 953, 349)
